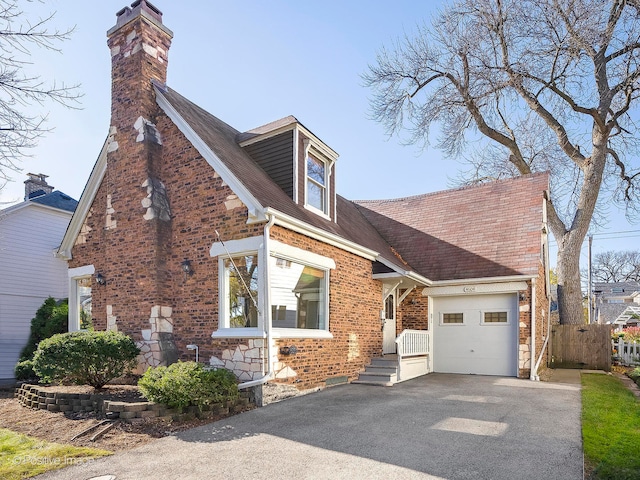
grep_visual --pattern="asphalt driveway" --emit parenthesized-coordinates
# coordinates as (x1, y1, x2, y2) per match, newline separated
(37, 374, 583, 480)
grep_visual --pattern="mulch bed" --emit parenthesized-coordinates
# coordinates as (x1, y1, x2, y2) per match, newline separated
(0, 383, 254, 451)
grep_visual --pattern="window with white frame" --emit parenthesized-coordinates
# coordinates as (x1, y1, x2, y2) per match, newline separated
(211, 237, 335, 338)
(270, 256, 328, 330)
(482, 311, 509, 324)
(441, 312, 464, 325)
(306, 154, 327, 213)
(223, 254, 259, 328)
(68, 265, 95, 331)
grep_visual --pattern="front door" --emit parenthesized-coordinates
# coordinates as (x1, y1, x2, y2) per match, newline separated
(382, 293, 396, 354)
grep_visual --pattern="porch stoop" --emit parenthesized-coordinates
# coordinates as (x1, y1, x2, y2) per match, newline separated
(352, 355, 398, 386)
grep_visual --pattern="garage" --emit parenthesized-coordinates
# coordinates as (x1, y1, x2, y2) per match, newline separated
(432, 294, 518, 376)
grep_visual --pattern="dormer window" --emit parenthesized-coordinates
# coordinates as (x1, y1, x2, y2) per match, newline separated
(306, 155, 327, 213)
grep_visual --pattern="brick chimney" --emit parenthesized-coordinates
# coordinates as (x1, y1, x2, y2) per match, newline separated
(107, 0, 172, 135)
(24, 173, 54, 200)
(100, 1, 178, 369)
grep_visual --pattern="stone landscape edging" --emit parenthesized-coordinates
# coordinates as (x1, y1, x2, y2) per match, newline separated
(15, 383, 250, 422)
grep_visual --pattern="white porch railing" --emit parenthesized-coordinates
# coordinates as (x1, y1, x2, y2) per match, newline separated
(615, 338, 640, 366)
(395, 329, 430, 381)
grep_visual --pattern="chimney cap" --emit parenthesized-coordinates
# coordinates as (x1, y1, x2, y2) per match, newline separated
(24, 173, 54, 200)
(110, 0, 172, 36)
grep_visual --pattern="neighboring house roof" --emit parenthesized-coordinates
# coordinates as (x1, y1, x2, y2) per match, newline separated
(597, 303, 630, 324)
(594, 281, 640, 324)
(593, 281, 640, 295)
(353, 173, 548, 282)
(30, 191, 78, 213)
(1, 191, 78, 217)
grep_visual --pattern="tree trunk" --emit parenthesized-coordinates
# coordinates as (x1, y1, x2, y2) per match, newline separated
(556, 243, 585, 325)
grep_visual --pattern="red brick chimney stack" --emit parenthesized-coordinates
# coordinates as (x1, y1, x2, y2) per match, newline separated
(107, 0, 172, 131)
(99, 1, 177, 369)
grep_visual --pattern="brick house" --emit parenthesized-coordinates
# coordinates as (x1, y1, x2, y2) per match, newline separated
(57, 1, 550, 399)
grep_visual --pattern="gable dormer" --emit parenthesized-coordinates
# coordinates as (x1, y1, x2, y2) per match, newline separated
(238, 116, 338, 222)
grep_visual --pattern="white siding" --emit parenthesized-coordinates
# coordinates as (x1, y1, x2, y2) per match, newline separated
(0, 204, 71, 379)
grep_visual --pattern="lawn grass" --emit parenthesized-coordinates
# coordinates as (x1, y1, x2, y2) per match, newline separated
(0, 428, 111, 479)
(582, 374, 640, 480)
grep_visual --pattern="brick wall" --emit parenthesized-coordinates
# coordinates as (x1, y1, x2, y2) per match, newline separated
(68, 6, 387, 389)
(268, 226, 383, 389)
(397, 289, 429, 332)
(518, 282, 532, 378)
(517, 262, 551, 378)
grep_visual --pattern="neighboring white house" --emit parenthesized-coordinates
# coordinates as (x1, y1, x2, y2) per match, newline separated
(593, 281, 640, 326)
(0, 174, 77, 382)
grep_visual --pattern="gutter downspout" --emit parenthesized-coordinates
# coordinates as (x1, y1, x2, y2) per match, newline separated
(532, 224, 552, 381)
(533, 286, 552, 381)
(530, 279, 536, 381)
(238, 214, 276, 391)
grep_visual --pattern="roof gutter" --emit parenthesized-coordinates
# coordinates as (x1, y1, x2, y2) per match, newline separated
(264, 207, 380, 260)
(427, 274, 536, 287)
(372, 269, 432, 287)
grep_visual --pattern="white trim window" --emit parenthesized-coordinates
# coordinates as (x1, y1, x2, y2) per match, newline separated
(223, 253, 260, 329)
(306, 154, 327, 214)
(211, 237, 335, 339)
(68, 265, 95, 332)
(440, 312, 464, 325)
(212, 236, 264, 338)
(270, 257, 327, 330)
(481, 310, 510, 325)
(269, 240, 335, 339)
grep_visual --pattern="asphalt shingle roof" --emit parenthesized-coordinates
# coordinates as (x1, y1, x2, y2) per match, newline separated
(159, 86, 547, 283)
(354, 173, 549, 281)
(30, 191, 78, 213)
(159, 87, 406, 271)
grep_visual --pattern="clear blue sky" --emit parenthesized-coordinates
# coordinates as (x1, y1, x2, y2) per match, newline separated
(0, 0, 637, 266)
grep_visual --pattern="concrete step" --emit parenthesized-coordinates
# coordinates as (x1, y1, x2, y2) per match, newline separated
(363, 365, 397, 375)
(370, 357, 397, 368)
(355, 372, 397, 384)
(351, 379, 395, 387)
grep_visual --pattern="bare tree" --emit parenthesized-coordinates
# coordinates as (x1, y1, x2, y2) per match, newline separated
(0, 0, 80, 190)
(364, 0, 640, 324)
(592, 250, 640, 282)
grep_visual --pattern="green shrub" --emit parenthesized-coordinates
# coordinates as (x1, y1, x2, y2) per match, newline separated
(14, 359, 37, 381)
(138, 362, 239, 409)
(19, 297, 69, 363)
(32, 331, 140, 388)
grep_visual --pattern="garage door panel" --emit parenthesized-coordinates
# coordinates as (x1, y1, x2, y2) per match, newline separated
(433, 294, 517, 377)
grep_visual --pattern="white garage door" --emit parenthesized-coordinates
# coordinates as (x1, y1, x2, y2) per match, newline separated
(432, 294, 518, 376)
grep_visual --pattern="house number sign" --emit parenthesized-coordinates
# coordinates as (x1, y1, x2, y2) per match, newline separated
(463, 286, 476, 293)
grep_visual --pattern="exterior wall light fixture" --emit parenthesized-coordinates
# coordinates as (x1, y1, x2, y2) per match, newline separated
(181, 259, 194, 276)
(95, 273, 106, 285)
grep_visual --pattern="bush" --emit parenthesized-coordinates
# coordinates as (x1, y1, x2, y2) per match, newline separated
(32, 331, 140, 388)
(19, 297, 69, 363)
(14, 359, 37, 381)
(138, 361, 238, 409)
(622, 326, 640, 343)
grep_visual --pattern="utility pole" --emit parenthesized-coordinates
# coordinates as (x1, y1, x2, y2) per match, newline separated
(587, 235, 593, 325)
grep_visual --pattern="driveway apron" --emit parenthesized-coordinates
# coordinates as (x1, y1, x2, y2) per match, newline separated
(36, 374, 583, 480)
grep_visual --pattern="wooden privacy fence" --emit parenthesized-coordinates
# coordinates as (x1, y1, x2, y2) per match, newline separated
(550, 324, 613, 371)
